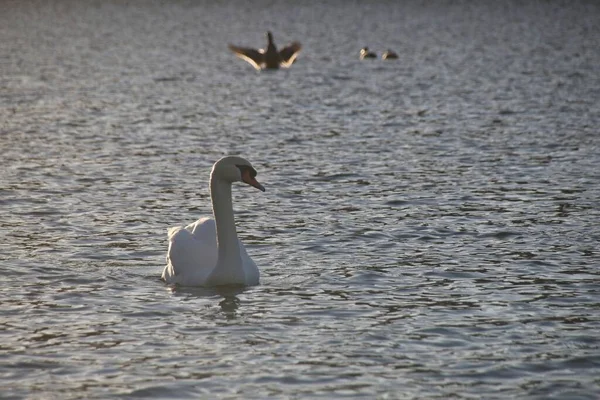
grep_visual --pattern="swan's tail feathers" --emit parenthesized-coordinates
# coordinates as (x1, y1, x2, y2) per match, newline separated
(163, 226, 187, 283)
(161, 262, 174, 282)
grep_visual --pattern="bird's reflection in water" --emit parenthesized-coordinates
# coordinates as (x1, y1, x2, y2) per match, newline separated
(218, 294, 241, 317)
(214, 285, 245, 318)
(168, 284, 246, 318)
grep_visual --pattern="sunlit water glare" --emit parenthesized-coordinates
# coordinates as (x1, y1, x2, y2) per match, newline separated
(1, 1, 599, 398)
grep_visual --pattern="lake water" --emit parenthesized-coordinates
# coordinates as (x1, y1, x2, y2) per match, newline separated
(1, 0, 599, 398)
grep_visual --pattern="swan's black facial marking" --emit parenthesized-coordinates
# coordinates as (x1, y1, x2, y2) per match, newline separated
(236, 164, 265, 192)
(236, 165, 257, 178)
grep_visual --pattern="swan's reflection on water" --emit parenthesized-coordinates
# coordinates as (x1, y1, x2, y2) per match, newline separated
(167, 284, 247, 317)
(217, 294, 241, 316)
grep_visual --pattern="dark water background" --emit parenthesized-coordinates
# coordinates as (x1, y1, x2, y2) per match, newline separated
(1, 0, 599, 398)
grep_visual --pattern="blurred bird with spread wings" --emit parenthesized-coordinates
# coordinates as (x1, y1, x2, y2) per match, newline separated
(228, 31, 302, 71)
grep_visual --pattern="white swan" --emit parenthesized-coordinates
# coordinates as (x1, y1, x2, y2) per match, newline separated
(162, 156, 265, 287)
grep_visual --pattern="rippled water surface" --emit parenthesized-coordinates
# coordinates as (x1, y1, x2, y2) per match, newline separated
(2, 0, 600, 398)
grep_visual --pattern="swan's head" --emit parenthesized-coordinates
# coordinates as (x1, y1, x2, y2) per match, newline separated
(267, 31, 274, 44)
(212, 156, 265, 192)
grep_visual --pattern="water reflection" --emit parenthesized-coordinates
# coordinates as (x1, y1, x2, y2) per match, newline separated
(168, 284, 246, 317)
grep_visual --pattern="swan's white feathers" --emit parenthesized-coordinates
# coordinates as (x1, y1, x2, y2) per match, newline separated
(163, 219, 218, 286)
(162, 156, 263, 287)
(164, 217, 259, 286)
(188, 217, 217, 242)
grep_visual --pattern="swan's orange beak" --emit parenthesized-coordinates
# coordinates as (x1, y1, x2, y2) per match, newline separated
(241, 169, 265, 192)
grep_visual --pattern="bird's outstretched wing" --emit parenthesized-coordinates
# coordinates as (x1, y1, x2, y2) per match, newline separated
(279, 42, 302, 67)
(228, 45, 265, 70)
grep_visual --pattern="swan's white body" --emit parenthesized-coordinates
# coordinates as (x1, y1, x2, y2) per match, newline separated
(162, 156, 264, 287)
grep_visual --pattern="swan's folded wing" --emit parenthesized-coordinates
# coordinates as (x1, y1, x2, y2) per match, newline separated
(228, 45, 265, 70)
(279, 42, 302, 67)
(163, 226, 217, 285)
(186, 217, 217, 244)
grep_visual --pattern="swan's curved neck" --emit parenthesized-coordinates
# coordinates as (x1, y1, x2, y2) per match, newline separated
(210, 175, 242, 270)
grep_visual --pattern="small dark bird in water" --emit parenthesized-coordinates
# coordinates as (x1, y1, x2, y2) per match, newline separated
(359, 47, 377, 59)
(382, 49, 399, 60)
(228, 31, 302, 71)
